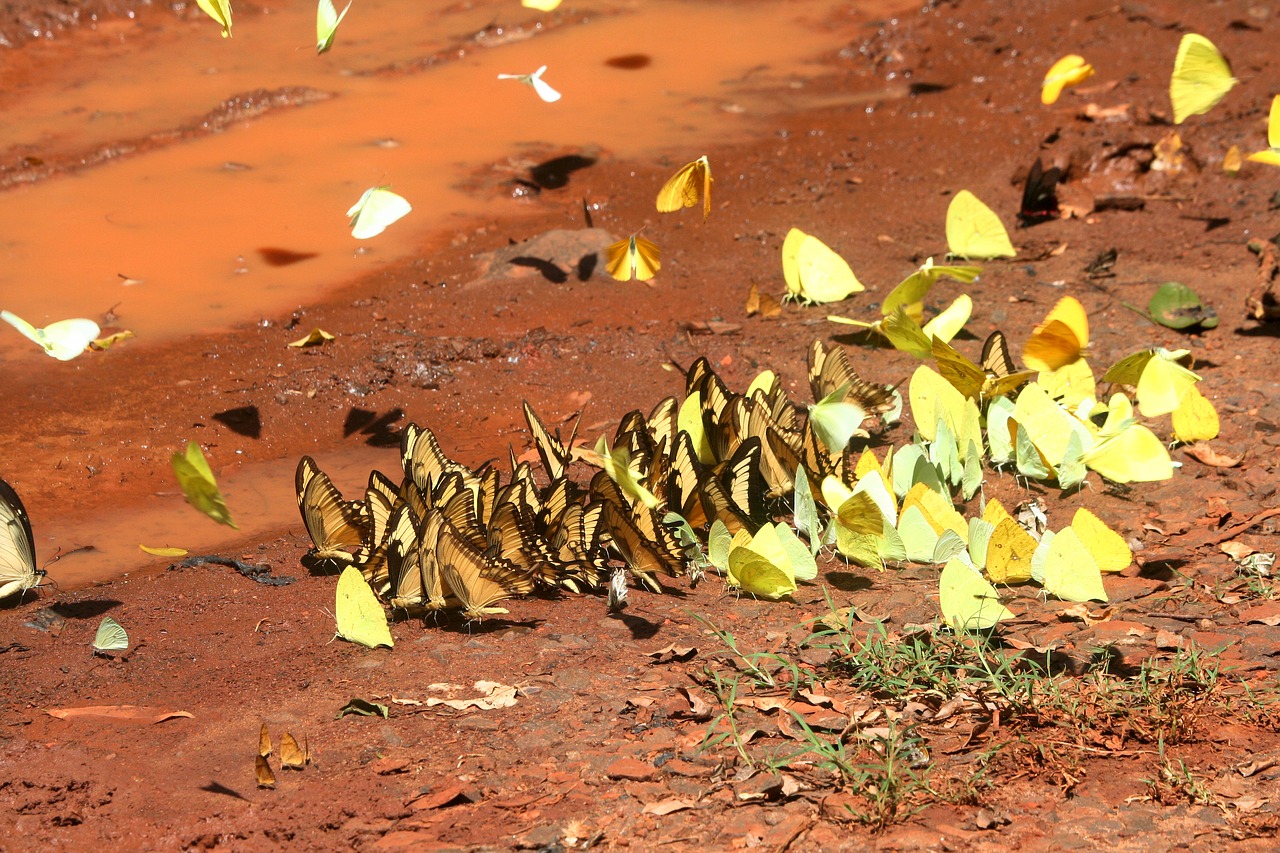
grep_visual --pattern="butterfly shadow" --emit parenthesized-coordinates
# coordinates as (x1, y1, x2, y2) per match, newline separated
(606, 610, 662, 640)
(823, 572, 874, 593)
(508, 256, 568, 284)
(47, 599, 123, 620)
(528, 154, 597, 190)
(212, 405, 261, 439)
(199, 781, 251, 802)
(344, 408, 405, 448)
(1234, 324, 1280, 340)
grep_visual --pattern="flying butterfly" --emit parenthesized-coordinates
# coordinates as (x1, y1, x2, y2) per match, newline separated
(605, 234, 661, 282)
(347, 186, 412, 239)
(1170, 33, 1237, 124)
(0, 479, 45, 601)
(496, 65, 562, 103)
(1246, 95, 1280, 166)
(1, 310, 100, 361)
(435, 524, 534, 620)
(656, 155, 712, 219)
(296, 456, 368, 565)
(1022, 295, 1089, 373)
(172, 441, 237, 529)
(1041, 54, 1094, 105)
(316, 0, 352, 54)
(932, 332, 1034, 401)
(196, 0, 232, 37)
(1018, 159, 1062, 227)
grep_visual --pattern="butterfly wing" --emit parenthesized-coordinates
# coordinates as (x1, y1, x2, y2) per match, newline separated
(196, 0, 233, 37)
(92, 617, 129, 653)
(348, 187, 412, 239)
(335, 566, 394, 648)
(945, 191, 1016, 260)
(1017, 158, 1062, 226)
(317, 0, 352, 53)
(295, 456, 366, 560)
(172, 442, 237, 529)
(0, 479, 40, 601)
(656, 156, 711, 218)
(1170, 34, 1237, 124)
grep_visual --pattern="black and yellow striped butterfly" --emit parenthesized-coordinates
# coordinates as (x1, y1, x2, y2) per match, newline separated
(932, 331, 1034, 401)
(435, 523, 534, 620)
(401, 423, 476, 494)
(601, 501, 674, 593)
(0, 478, 44, 602)
(808, 339, 897, 415)
(295, 456, 368, 566)
(522, 402, 578, 481)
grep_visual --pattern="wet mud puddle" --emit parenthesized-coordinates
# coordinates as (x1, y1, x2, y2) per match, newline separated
(0, 0, 911, 588)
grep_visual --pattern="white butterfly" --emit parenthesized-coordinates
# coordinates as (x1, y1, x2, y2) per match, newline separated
(2, 310, 99, 361)
(347, 186, 412, 239)
(497, 65, 562, 103)
(0, 479, 44, 601)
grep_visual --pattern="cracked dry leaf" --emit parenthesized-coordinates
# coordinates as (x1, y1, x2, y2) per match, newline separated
(647, 644, 697, 663)
(424, 681, 517, 710)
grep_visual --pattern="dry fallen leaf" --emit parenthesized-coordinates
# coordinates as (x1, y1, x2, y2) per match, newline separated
(424, 681, 517, 711)
(684, 320, 741, 335)
(90, 330, 135, 351)
(744, 283, 782, 319)
(288, 328, 335, 348)
(676, 686, 714, 721)
(140, 544, 189, 558)
(642, 798, 698, 816)
(647, 644, 697, 663)
(1183, 443, 1243, 468)
(47, 706, 193, 724)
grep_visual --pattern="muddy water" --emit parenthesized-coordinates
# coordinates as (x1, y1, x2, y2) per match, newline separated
(1, 0, 912, 589)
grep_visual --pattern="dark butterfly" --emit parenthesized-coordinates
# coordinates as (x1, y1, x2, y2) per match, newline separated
(1018, 158, 1062, 227)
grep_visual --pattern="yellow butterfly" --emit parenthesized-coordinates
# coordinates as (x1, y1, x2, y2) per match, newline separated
(790, 233, 863, 304)
(435, 524, 533, 620)
(280, 732, 310, 770)
(946, 191, 1016, 260)
(984, 518, 1037, 584)
(656, 156, 712, 219)
(255, 755, 276, 789)
(1081, 395, 1173, 483)
(196, 0, 233, 38)
(348, 186, 412, 239)
(1102, 348, 1198, 417)
(171, 441, 237, 529)
(1042, 527, 1107, 602)
(1022, 296, 1089, 373)
(932, 331, 1034, 401)
(316, 0, 352, 54)
(522, 0, 563, 10)
(1069, 508, 1132, 573)
(1170, 33, 1238, 124)
(1042, 55, 1095, 105)
(335, 565, 394, 648)
(1171, 385, 1220, 443)
(1246, 95, 1280, 166)
(1, 310, 99, 361)
(295, 456, 368, 564)
(605, 234, 661, 281)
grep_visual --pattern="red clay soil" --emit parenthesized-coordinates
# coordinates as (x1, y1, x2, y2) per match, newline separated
(4, 0, 1280, 850)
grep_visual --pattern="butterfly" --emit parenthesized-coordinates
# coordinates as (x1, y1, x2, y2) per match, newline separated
(725, 524, 814, 600)
(1022, 295, 1089, 373)
(316, 0, 352, 54)
(1041, 527, 1107, 602)
(1224, 145, 1245, 174)
(334, 565, 394, 648)
(255, 755, 276, 789)
(1041, 54, 1094, 105)
(92, 616, 129, 656)
(782, 230, 863, 304)
(347, 186, 412, 239)
(522, 0, 563, 9)
(1246, 95, 1280, 166)
(1, 310, 99, 361)
(435, 523, 533, 620)
(601, 501, 674, 593)
(1171, 385, 1219, 443)
(1018, 159, 1062, 227)
(196, 0, 232, 38)
(172, 441, 237, 529)
(1069, 507, 1132, 573)
(401, 423, 476, 494)
(1170, 33, 1237, 124)
(496, 65, 562, 103)
(0, 479, 44, 601)
(295, 456, 368, 565)
(807, 340, 898, 416)
(945, 191, 1016, 260)
(523, 402, 578, 481)
(939, 558, 1013, 631)
(1103, 348, 1199, 417)
(656, 156, 712, 219)
(932, 331, 1034, 401)
(604, 234, 661, 281)
(280, 733, 310, 770)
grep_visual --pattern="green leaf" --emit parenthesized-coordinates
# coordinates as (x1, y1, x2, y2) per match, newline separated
(1147, 282, 1218, 330)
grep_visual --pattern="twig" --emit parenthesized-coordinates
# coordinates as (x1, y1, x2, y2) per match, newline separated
(1201, 506, 1280, 546)
(175, 555, 296, 586)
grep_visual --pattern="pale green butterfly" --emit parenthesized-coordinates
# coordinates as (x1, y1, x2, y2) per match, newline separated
(2, 310, 99, 361)
(93, 617, 129, 655)
(317, 0, 352, 54)
(939, 558, 1013, 631)
(808, 381, 868, 455)
(347, 186, 412, 239)
(496, 65, 562, 103)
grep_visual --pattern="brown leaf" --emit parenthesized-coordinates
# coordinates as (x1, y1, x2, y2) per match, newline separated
(642, 798, 698, 815)
(684, 320, 741, 335)
(676, 687, 714, 721)
(1239, 602, 1280, 627)
(1183, 443, 1243, 468)
(47, 705, 193, 724)
(1238, 753, 1280, 778)
(406, 783, 472, 810)
(648, 644, 697, 663)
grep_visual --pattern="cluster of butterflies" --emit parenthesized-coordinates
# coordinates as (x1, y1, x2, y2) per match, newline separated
(255, 723, 311, 790)
(1044, 35, 1279, 168)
